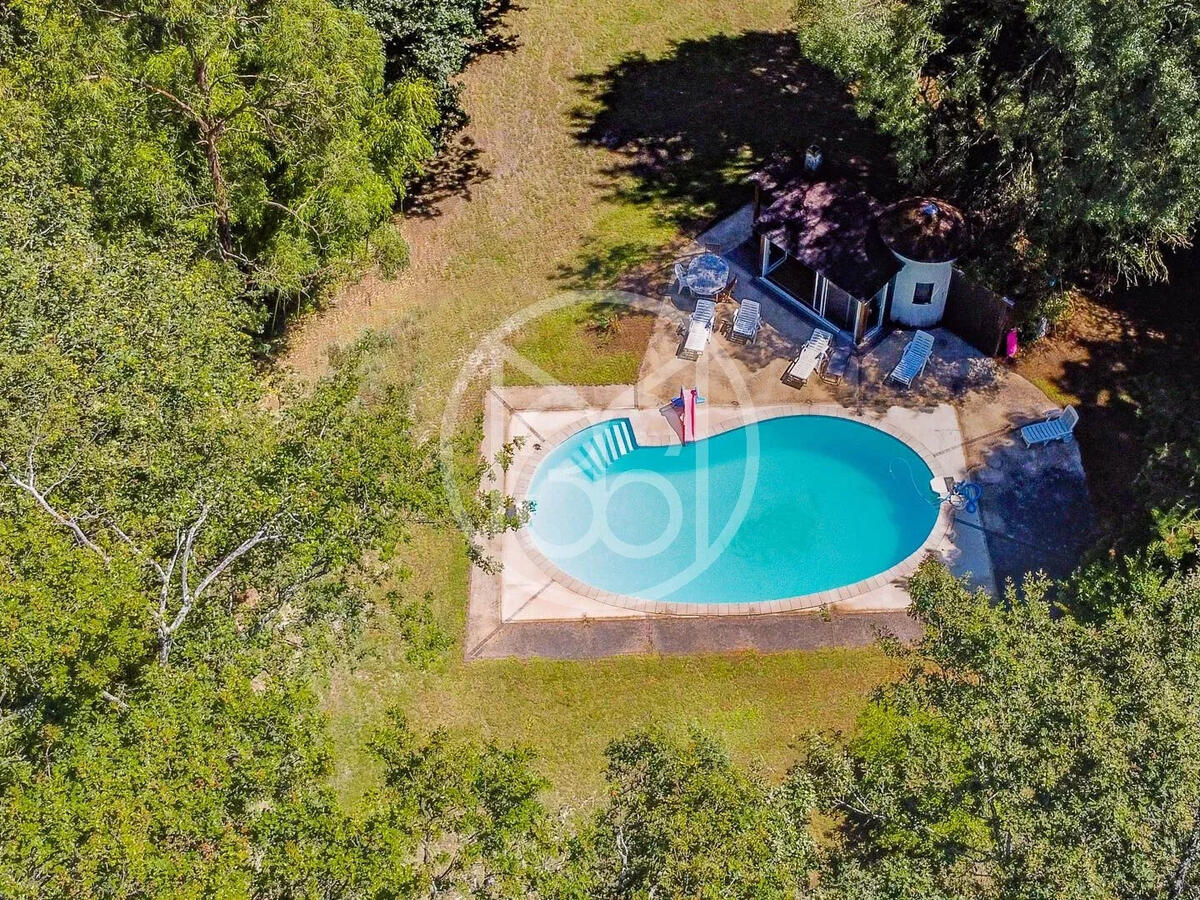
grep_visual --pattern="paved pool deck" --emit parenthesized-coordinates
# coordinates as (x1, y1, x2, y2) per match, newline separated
(463, 217, 1095, 660)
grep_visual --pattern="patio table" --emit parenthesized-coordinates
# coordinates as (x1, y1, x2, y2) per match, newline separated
(683, 253, 730, 297)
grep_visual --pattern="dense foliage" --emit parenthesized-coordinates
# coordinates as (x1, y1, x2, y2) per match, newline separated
(0, 10, 531, 890)
(556, 729, 817, 898)
(3, 0, 438, 308)
(5, 0, 1200, 894)
(793, 0, 1200, 289)
(798, 558, 1200, 899)
(336, 0, 490, 134)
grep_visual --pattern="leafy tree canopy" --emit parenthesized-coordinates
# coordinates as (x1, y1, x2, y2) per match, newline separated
(793, 0, 1200, 287)
(0, 122, 532, 897)
(795, 560, 1200, 900)
(336, 0, 489, 134)
(3, 0, 438, 304)
(554, 728, 818, 899)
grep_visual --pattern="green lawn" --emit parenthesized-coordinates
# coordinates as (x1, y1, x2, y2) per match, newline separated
(322, 528, 898, 806)
(505, 301, 655, 385)
(1027, 375, 1080, 409)
(306, 0, 901, 807)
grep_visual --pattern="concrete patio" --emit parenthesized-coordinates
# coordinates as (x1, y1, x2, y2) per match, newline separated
(651, 210, 1096, 584)
(464, 212, 1095, 659)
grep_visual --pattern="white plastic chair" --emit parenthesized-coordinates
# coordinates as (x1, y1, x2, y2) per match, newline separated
(674, 262, 691, 297)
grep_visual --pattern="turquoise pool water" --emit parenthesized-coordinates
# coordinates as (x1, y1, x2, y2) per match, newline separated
(526, 415, 939, 604)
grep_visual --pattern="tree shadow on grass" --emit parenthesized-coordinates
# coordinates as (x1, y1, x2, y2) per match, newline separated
(570, 30, 898, 233)
(469, 0, 524, 61)
(404, 135, 490, 219)
(402, 0, 524, 219)
(554, 237, 671, 292)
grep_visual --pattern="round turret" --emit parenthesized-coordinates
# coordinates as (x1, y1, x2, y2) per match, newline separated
(878, 198, 966, 328)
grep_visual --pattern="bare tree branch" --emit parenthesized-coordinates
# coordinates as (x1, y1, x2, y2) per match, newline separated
(2, 459, 110, 564)
(6, 451, 290, 666)
(100, 689, 129, 711)
(131, 78, 201, 121)
(157, 507, 281, 664)
(178, 504, 209, 613)
(109, 520, 166, 582)
(175, 522, 276, 630)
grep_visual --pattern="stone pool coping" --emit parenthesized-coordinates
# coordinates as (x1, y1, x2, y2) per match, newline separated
(508, 403, 954, 617)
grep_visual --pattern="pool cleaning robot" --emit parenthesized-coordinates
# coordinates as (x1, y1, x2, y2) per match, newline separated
(929, 476, 983, 514)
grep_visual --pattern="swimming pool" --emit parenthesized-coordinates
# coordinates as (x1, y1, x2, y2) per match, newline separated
(525, 415, 940, 606)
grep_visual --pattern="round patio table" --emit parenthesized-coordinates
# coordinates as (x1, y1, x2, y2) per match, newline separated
(684, 253, 730, 297)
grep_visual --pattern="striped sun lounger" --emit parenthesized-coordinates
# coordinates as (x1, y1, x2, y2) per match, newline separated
(729, 299, 761, 344)
(680, 299, 716, 360)
(887, 330, 935, 388)
(782, 328, 835, 387)
(1021, 406, 1079, 446)
(680, 318, 712, 360)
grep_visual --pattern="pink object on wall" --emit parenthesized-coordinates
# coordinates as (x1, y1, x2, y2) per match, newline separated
(1005, 329, 1019, 358)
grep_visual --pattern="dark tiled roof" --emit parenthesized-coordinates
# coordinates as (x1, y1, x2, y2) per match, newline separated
(877, 197, 967, 263)
(754, 177, 901, 300)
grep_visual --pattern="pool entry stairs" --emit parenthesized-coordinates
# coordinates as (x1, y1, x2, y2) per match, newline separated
(570, 419, 638, 480)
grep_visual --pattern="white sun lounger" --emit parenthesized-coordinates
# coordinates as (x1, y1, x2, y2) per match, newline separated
(806, 328, 834, 354)
(1021, 405, 1079, 447)
(680, 318, 712, 360)
(887, 330, 935, 387)
(679, 299, 716, 359)
(729, 299, 761, 344)
(782, 328, 836, 387)
(782, 345, 826, 385)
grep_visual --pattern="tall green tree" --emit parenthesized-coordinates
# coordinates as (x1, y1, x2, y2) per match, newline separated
(795, 560, 1200, 900)
(794, 0, 1200, 287)
(252, 711, 552, 897)
(0, 126, 534, 897)
(336, 0, 488, 134)
(1, 632, 552, 897)
(554, 728, 818, 899)
(5, 0, 439, 301)
(0, 150, 434, 668)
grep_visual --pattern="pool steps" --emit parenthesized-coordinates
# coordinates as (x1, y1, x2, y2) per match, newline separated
(570, 419, 637, 480)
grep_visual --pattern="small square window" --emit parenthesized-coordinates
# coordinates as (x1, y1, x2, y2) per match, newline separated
(912, 282, 935, 305)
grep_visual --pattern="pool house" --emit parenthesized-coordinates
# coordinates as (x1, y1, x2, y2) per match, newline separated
(752, 169, 966, 347)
